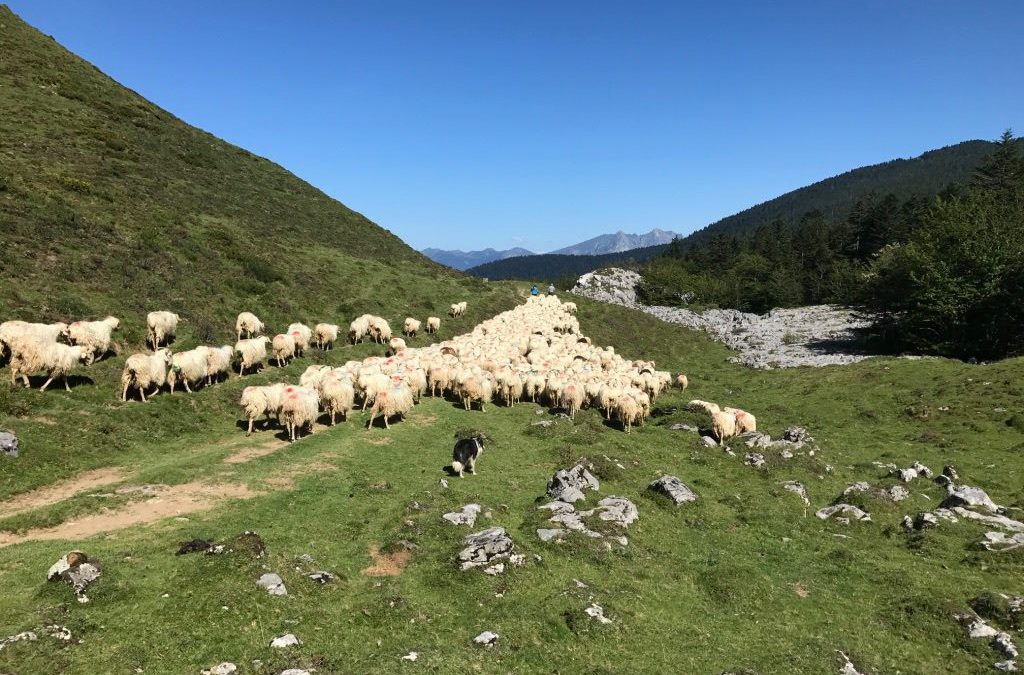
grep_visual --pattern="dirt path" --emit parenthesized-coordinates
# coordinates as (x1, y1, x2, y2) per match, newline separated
(222, 439, 286, 464)
(0, 468, 128, 520)
(0, 481, 257, 548)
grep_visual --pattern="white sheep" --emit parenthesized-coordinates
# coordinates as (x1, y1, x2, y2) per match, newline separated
(239, 383, 286, 435)
(271, 333, 296, 367)
(314, 323, 340, 350)
(448, 301, 467, 318)
(349, 315, 371, 344)
(712, 410, 737, 442)
(8, 338, 90, 391)
(235, 336, 271, 375)
(319, 372, 355, 425)
(168, 346, 210, 393)
(235, 312, 265, 342)
(68, 316, 119, 363)
(426, 316, 441, 334)
(388, 337, 407, 355)
(146, 311, 179, 348)
(368, 316, 392, 344)
(402, 317, 422, 337)
(0, 321, 69, 356)
(287, 322, 312, 356)
(206, 345, 233, 385)
(687, 399, 720, 415)
(281, 385, 320, 441)
(675, 373, 689, 390)
(121, 349, 172, 402)
(366, 384, 415, 429)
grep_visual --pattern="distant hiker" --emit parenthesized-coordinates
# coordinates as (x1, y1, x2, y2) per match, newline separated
(530, 285, 539, 296)
(548, 283, 555, 295)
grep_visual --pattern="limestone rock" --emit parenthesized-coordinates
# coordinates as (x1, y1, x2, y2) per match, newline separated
(443, 504, 482, 526)
(458, 527, 514, 572)
(47, 551, 101, 603)
(648, 475, 698, 505)
(0, 431, 18, 458)
(257, 573, 287, 596)
(815, 504, 871, 522)
(474, 630, 499, 647)
(270, 633, 300, 649)
(942, 485, 1002, 514)
(547, 463, 599, 503)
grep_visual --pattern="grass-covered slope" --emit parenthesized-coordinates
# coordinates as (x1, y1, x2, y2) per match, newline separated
(0, 5, 475, 338)
(0, 294, 1022, 674)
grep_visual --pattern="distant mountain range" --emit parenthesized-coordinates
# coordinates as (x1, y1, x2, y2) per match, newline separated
(423, 228, 681, 270)
(420, 247, 534, 271)
(549, 228, 680, 255)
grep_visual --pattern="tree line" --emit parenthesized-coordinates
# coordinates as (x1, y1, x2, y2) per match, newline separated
(639, 131, 1024, 360)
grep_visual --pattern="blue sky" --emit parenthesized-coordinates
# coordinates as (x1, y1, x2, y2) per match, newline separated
(9, 1, 1023, 252)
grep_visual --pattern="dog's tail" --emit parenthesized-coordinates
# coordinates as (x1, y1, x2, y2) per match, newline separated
(451, 460, 464, 475)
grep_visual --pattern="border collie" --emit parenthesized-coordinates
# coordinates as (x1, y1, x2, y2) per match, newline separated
(451, 434, 485, 477)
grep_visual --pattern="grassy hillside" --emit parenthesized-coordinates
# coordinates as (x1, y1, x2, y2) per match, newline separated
(0, 4, 487, 338)
(1, 7, 1022, 675)
(466, 244, 667, 284)
(681, 139, 1002, 248)
(0, 293, 1022, 674)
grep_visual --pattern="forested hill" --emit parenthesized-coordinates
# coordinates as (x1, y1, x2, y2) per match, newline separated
(0, 5, 495, 341)
(680, 140, 998, 248)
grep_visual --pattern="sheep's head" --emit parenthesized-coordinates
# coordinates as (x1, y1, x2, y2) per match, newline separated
(157, 349, 173, 364)
(104, 316, 121, 330)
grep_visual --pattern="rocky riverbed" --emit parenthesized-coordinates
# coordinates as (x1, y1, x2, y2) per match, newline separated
(571, 268, 878, 369)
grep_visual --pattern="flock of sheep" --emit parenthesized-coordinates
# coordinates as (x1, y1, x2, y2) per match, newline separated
(0, 296, 757, 442)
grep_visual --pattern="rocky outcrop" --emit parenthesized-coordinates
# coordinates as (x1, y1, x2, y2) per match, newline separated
(571, 268, 879, 369)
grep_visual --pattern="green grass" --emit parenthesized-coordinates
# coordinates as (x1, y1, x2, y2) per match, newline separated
(0, 294, 1021, 674)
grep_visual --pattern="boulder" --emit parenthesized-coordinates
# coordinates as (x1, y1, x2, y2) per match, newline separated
(443, 503, 482, 526)
(457, 527, 515, 572)
(744, 453, 765, 468)
(201, 664, 237, 675)
(0, 431, 18, 458)
(782, 426, 813, 444)
(648, 475, 698, 505)
(546, 463, 599, 503)
(46, 551, 101, 603)
(256, 573, 287, 596)
(270, 633, 300, 648)
(942, 485, 1002, 514)
(595, 497, 639, 527)
(473, 631, 499, 647)
(585, 603, 613, 624)
(815, 504, 871, 522)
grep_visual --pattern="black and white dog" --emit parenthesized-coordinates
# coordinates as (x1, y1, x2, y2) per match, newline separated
(451, 434, 485, 477)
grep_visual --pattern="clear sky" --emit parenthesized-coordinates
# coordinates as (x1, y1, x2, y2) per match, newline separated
(8, 1, 1023, 252)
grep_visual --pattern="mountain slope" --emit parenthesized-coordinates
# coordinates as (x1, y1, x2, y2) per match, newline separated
(421, 247, 534, 270)
(466, 244, 668, 282)
(679, 140, 999, 248)
(550, 228, 680, 255)
(0, 5, 513, 341)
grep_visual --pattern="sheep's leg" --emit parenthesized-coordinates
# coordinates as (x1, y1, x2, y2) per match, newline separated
(366, 413, 375, 429)
(184, 381, 192, 393)
(384, 415, 390, 429)
(247, 418, 254, 436)
(63, 375, 71, 392)
(330, 410, 336, 426)
(40, 375, 54, 392)
(122, 383, 130, 401)
(139, 387, 147, 403)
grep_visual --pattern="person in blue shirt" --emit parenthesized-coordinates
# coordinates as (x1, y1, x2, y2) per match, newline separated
(530, 284, 539, 296)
